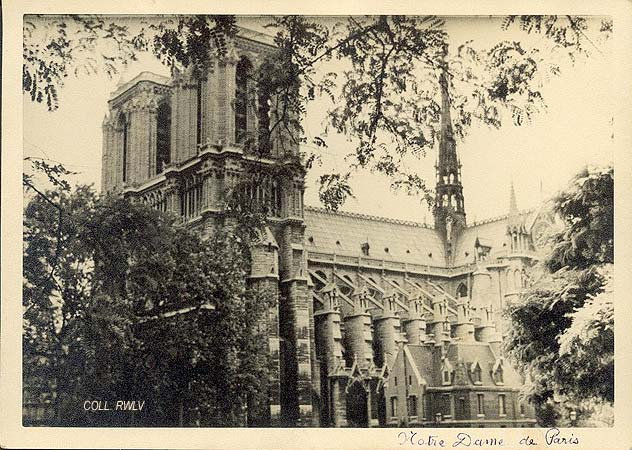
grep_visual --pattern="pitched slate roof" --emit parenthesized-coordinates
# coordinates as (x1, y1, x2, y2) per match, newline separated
(405, 343, 523, 388)
(303, 206, 446, 266)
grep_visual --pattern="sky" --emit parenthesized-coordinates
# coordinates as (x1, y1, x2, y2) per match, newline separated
(23, 15, 614, 223)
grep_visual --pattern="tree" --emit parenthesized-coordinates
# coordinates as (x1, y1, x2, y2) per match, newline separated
(23, 14, 612, 210)
(23, 185, 273, 426)
(504, 166, 614, 426)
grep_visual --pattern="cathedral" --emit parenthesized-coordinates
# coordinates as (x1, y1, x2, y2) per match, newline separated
(100, 28, 546, 427)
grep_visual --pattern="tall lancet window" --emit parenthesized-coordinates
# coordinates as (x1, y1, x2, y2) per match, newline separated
(196, 77, 203, 146)
(156, 102, 171, 174)
(119, 114, 129, 183)
(235, 56, 252, 144)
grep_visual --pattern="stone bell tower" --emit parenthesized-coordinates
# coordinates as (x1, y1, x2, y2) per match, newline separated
(101, 28, 317, 427)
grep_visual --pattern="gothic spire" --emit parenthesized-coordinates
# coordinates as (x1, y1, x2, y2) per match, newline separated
(433, 49, 466, 265)
(507, 180, 523, 231)
(434, 53, 466, 231)
(509, 180, 518, 216)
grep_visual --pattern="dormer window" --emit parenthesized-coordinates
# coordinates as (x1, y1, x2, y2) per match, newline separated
(492, 359, 505, 385)
(441, 359, 454, 385)
(470, 361, 483, 385)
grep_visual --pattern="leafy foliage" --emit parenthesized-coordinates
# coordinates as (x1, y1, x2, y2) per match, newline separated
(317, 173, 354, 211)
(23, 15, 147, 111)
(546, 166, 614, 271)
(23, 186, 273, 426)
(23, 15, 610, 207)
(504, 165, 614, 426)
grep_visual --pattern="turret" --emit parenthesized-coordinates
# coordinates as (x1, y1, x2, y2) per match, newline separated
(429, 295, 451, 346)
(402, 296, 427, 345)
(475, 305, 502, 355)
(373, 290, 401, 368)
(453, 298, 475, 342)
(314, 282, 345, 374)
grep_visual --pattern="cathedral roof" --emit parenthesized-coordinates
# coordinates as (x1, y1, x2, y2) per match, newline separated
(303, 206, 446, 266)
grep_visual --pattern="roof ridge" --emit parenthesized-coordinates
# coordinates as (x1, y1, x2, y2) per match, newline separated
(467, 207, 536, 227)
(304, 205, 434, 229)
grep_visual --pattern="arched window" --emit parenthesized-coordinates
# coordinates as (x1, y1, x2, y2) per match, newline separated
(119, 114, 129, 183)
(456, 283, 468, 298)
(235, 57, 253, 144)
(196, 77, 204, 146)
(156, 102, 171, 174)
(514, 269, 521, 289)
(449, 173, 455, 184)
(257, 65, 272, 154)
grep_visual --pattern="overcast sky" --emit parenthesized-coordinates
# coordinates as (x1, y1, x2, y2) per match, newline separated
(23, 15, 614, 223)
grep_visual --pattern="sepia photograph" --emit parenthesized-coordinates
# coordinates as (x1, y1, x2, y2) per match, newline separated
(4, 2, 631, 448)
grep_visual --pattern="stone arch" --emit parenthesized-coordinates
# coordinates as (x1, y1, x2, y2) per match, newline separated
(345, 379, 369, 427)
(456, 283, 468, 298)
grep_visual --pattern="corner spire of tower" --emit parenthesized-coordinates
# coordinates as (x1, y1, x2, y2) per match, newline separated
(509, 180, 518, 216)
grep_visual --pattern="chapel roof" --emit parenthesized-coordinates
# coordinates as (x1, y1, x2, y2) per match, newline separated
(405, 343, 523, 388)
